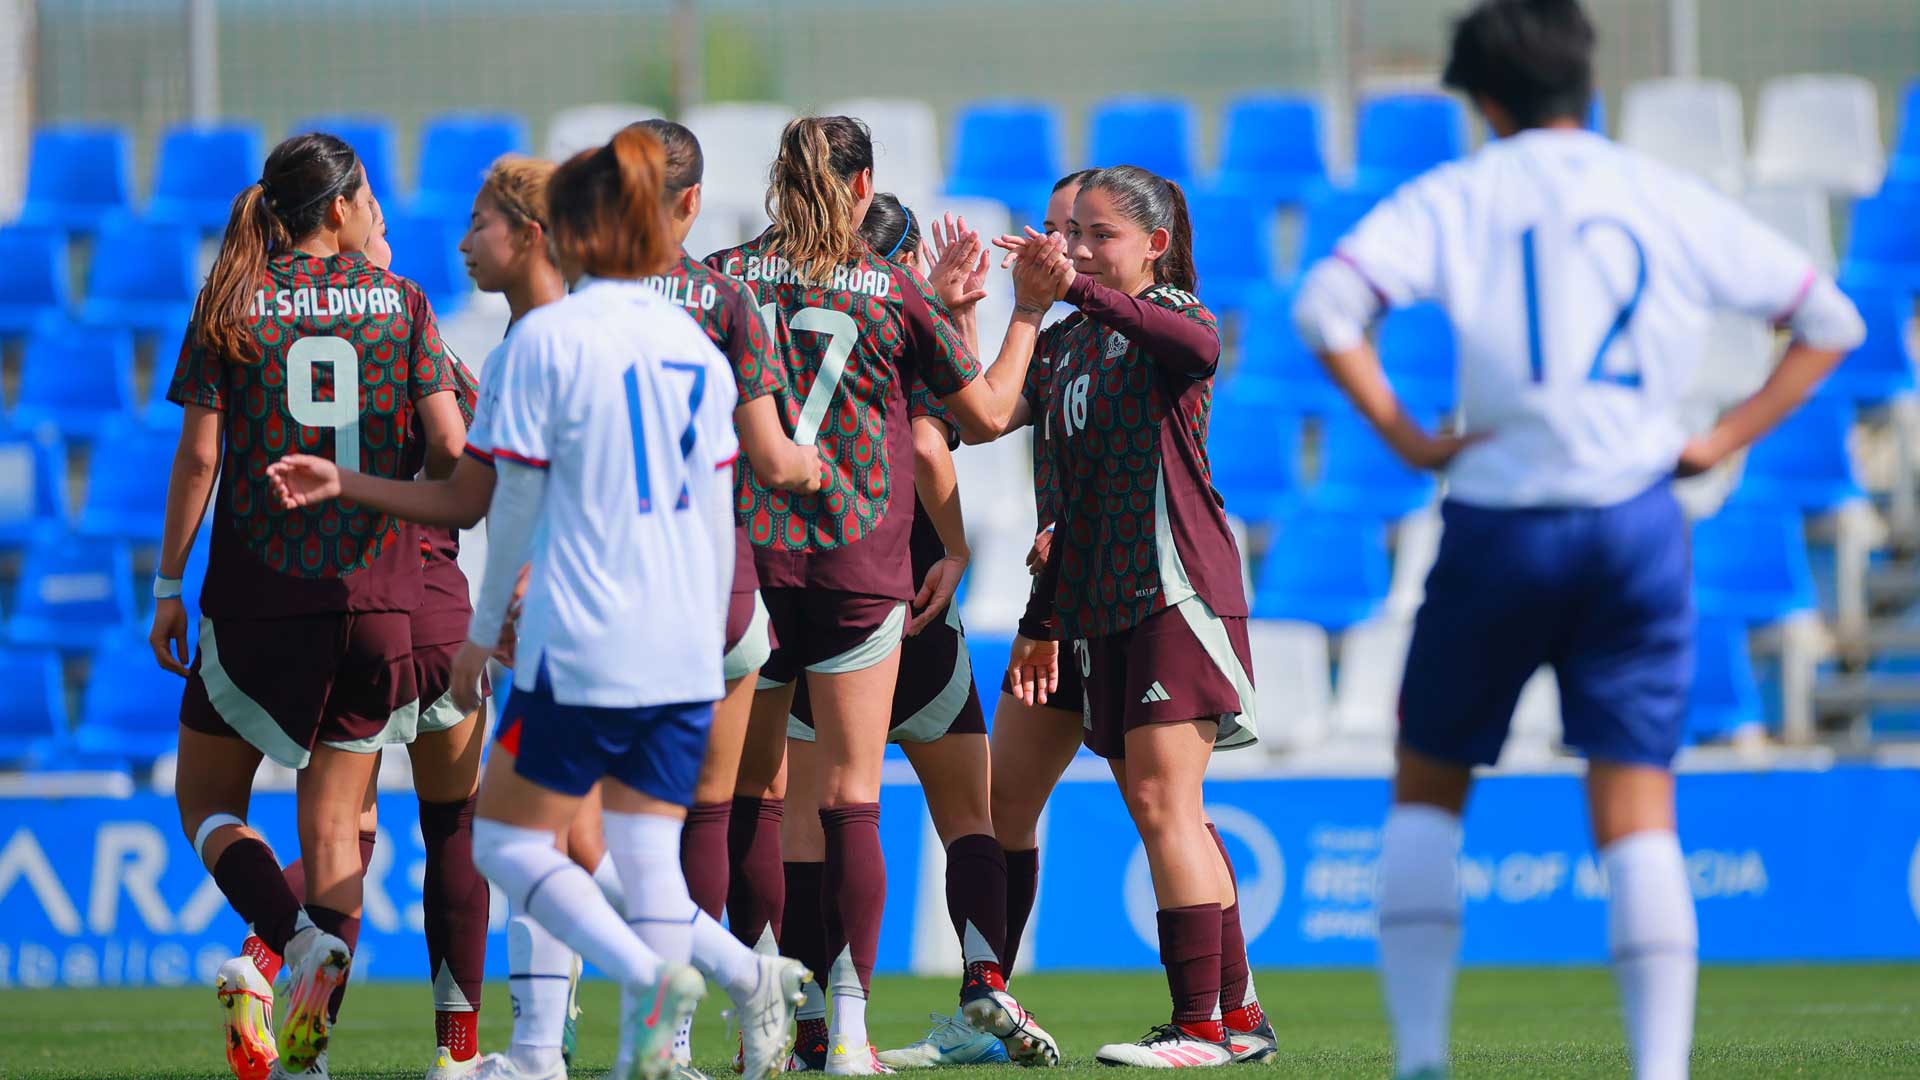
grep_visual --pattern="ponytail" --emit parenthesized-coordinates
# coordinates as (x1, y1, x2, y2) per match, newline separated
(1081, 165, 1198, 294)
(766, 116, 874, 283)
(549, 124, 674, 279)
(1157, 178, 1198, 293)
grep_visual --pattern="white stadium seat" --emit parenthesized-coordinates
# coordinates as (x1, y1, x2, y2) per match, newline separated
(1750, 74, 1885, 197)
(1621, 77, 1746, 193)
(1332, 614, 1412, 744)
(1743, 185, 1836, 272)
(681, 101, 797, 239)
(1246, 618, 1334, 754)
(823, 97, 944, 212)
(1384, 507, 1442, 617)
(544, 102, 662, 162)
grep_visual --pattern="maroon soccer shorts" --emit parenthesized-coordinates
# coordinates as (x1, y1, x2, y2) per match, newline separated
(180, 611, 418, 767)
(723, 588, 775, 681)
(407, 551, 475, 741)
(755, 587, 906, 687)
(789, 604, 986, 745)
(1076, 597, 1260, 761)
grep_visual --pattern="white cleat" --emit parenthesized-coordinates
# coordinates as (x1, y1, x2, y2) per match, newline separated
(426, 1045, 484, 1078)
(267, 1049, 329, 1079)
(824, 1044, 894, 1075)
(1225, 1019, 1279, 1064)
(729, 955, 811, 1080)
(612, 964, 707, 1080)
(1094, 1025, 1234, 1069)
(877, 1011, 1010, 1068)
(960, 989, 1061, 1067)
(217, 956, 278, 1080)
(277, 929, 351, 1073)
(464, 1052, 567, 1080)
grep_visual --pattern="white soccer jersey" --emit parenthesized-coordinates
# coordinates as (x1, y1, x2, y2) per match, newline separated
(1328, 128, 1830, 508)
(466, 278, 740, 707)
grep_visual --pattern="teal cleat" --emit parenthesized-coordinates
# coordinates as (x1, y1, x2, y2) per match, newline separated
(877, 1010, 1012, 1068)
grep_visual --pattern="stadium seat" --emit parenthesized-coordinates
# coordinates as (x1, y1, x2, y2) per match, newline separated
(147, 123, 263, 231)
(78, 214, 199, 335)
(682, 101, 798, 235)
(1743, 186, 1835, 272)
(1728, 395, 1863, 514)
(1206, 399, 1299, 523)
(1586, 92, 1607, 135)
(1750, 75, 1885, 197)
(1187, 193, 1274, 318)
(1246, 619, 1334, 752)
(1251, 512, 1389, 631)
(1087, 97, 1195, 188)
(7, 529, 137, 652)
(383, 210, 471, 315)
(1230, 287, 1347, 417)
(16, 124, 133, 233)
(1620, 77, 1746, 193)
(824, 98, 943, 208)
(0, 227, 71, 337)
(1329, 614, 1411, 746)
(947, 100, 1063, 220)
(0, 426, 69, 549)
(544, 102, 662, 161)
(0, 647, 69, 764)
(1375, 302, 1455, 416)
(73, 631, 181, 767)
(1292, 184, 1384, 278)
(1820, 284, 1916, 407)
(1888, 80, 1920, 191)
(1308, 411, 1437, 521)
(290, 114, 399, 201)
(1687, 616, 1763, 742)
(1210, 93, 1326, 205)
(413, 113, 528, 222)
(1839, 191, 1920, 292)
(1353, 93, 1467, 190)
(78, 421, 175, 543)
(11, 323, 137, 441)
(1691, 505, 1818, 624)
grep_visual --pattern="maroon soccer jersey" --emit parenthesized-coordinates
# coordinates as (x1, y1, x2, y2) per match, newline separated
(707, 232, 979, 601)
(168, 251, 459, 617)
(907, 372, 960, 580)
(407, 353, 480, 565)
(1024, 313, 1086, 530)
(1035, 278, 1248, 640)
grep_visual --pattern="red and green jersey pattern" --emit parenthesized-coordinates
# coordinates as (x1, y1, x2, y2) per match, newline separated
(168, 251, 459, 616)
(1023, 313, 1085, 530)
(706, 232, 979, 600)
(1041, 284, 1247, 639)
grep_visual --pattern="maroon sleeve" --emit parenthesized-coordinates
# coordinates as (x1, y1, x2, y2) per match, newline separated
(716, 278, 786, 406)
(1065, 276, 1220, 379)
(1017, 527, 1062, 641)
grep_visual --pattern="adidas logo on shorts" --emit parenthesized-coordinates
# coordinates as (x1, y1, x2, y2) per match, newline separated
(1140, 681, 1172, 704)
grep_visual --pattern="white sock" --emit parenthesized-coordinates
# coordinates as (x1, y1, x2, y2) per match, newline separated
(1603, 830, 1697, 1080)
(1376, 804, 1462, 1077)
(604, 812, 697, 967)
(594, 851, 628, 913)
(506, 909, 572, 1073)
(693, 909, 762, 996)
(830, 989, 868, 1052)
(473, 818, 661, 988)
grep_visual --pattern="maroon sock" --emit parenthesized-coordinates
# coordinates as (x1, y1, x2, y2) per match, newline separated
(211, 838, 307, 956)
(945, 834, 1008, 988)
(1158, 903, 1224, 1035)
(1207, 823, 1255, 1013)
(419, 797, 487, 1033)
(305, 904, 362, 1023)
(727, 796, 786, 947)
(779, 861, 828, 979)
(1002, 847, 1039, 978)
(820, 803, 885, 996)
(681, 801, 733, 919)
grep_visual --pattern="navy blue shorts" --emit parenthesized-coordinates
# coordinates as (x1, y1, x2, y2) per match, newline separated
(494, 661, 713, 803)
(1399, 481, 1693, 769)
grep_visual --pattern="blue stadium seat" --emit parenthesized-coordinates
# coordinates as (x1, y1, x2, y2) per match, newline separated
(16, 125, 133, 233)
(290, 115, 399, 202)
(1729, 395, 1864, 513)
(1692, 506, 1818, 624)
(0, 647, 69, 763)
(1821, 284, 1917, 407)
(413, 113, 528, 222)
(145, 327, 191, 422)
(1839, 191, 1920, 292)
(11, 323, 137, 440)
(78, 214, 199, 335)
(1252, 512, 1389, 631)
(7, 529, 137, 652)
(1205, 398, 1299, 523)
(0, 227, 71, 337)
(1376, 302, 1456, 416)
(1292, 184, 1385, 278)
(1308, 411, 1436, 520)
(1587, 93, 1608, 136)
(73, 631, 180, 767)
(1210, 94, 1326, 205)
(384, 210, 471, 314)
(1187, 194, 1274, 318)
(1687, 616, 1763, 742)
(1088, 97, 1194, 188)
(947, 101, 1063, 220)
(1886, 80, 1920, 192)
(0, 426, 70, 550)
(1354, 94, 1467, 190)
(1230, 287, 1347, 416)
(78, 421, 175, 543)
(148, 123, 263, 231)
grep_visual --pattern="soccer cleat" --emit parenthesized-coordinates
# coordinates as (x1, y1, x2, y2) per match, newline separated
(562, 952, 583, 1069)
(729, 955, 811, 1080)
(217, 955, 279, 1080)
(267, 1050, 328, 1079)
(785, 1018, 829, 1072)
(277, 929, 351, 1073)
(464, 1053, 567, 1080)
(1224, 1017, 1277, 1064)
(960, 986, 1061, 1067)
(611, 964, 707, 1080)
(877, 1010, 1010, 1068)
(425, 1045, 482, 1078)
(673, 1066, 715, 1080)
(1094, 1024, 1234, 1068)
(824, 1044, 894, 1075)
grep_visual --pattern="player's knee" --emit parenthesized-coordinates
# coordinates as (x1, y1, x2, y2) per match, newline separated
(1121, 776, 1187, 835)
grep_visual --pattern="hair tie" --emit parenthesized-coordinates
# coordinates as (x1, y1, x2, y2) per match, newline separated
(257, 177, 275, 202)
(884, 208, 914, 260)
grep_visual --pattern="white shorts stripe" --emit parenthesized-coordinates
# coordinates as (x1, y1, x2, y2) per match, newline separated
(1172, 597, 1260, 752)
(198, 617, 311, 770)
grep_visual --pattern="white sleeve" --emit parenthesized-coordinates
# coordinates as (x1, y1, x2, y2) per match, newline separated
(1784, 274, 1867, 353)
(1293, 257, 1387, 355)
(1669, 178, 1822, 325)
(467, 460, 545, 650)
(465, 324, 555, 469)
(1327, 172, 1453, 309)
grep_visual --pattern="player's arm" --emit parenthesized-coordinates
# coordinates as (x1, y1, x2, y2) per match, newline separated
(909, 414, 969, 637)
(926, 212, 990, 356)
(266, 453, 498, 529)
(450, 459, 547, 712)
(736, 396, 825, 493)
(417, 388, 466, 480)
(938, 246, 1062, 444)
(1008, 519, 1063, 706)
(149, 404, 222, 675)
(1062, 274, 1220, 380)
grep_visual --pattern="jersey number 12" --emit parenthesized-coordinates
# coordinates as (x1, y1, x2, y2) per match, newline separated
(1520, 219, 1647, 389)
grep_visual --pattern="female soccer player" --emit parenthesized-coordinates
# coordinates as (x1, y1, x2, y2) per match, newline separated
(153, 132, 467, 1080)
(705, 117, 1043, 1074)
(1293, 3, 1863, 1078)
(1001, 165, 1261, 1068)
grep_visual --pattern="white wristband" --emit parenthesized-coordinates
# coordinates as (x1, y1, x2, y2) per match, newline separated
(152, 575, 184, 601)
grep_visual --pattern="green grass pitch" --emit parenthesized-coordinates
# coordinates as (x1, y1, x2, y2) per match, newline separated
(2, 966, 1917, 1078)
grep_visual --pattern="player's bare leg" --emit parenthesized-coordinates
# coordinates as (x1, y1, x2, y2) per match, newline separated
(412, 710, 490, 1077)
(986, 695, 1082, 981)
(1377, 747, 1473, 1080)
(1587, 762, 1693, 1080)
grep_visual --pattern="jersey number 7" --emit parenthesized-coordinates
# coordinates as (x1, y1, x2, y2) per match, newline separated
(756, 299, 858, 446)
(624, 361, 706, 515)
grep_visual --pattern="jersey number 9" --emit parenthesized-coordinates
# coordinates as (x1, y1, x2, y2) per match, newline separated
(287, 336, 362, 473)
